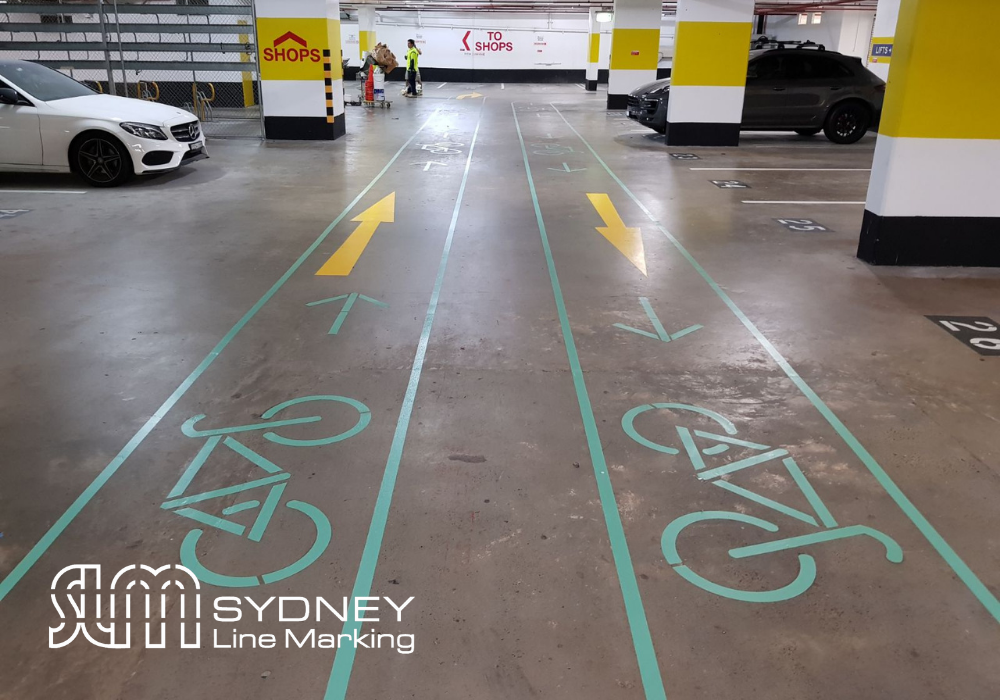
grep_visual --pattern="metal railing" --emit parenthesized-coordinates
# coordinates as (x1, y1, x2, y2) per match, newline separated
(0, 0, 263, 139)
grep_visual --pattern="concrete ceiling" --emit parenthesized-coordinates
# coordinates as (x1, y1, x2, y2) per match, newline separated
(343, 1, 879, 14)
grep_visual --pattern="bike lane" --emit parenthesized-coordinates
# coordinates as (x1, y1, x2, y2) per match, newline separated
(0, 102, 490, 700)
(339, 98, 651, 700)
(512, 102, 1000, 700)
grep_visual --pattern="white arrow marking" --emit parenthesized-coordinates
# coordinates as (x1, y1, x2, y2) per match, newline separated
(548, 162, 587, 173)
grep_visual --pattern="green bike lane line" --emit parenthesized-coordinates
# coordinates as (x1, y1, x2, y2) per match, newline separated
(0, 107, 444, 605)
(323, 98, 487, 700)
(550, 104, 1000, 626)
(511, 103, 668, 700)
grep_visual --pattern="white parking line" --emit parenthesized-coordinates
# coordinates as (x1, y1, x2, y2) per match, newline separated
(691, 167, 871, 172)
(436, 82, 446, 89)
(0, 189, 87, 195)
(501, 83, 505, 89)
(742, 200, 866, 205)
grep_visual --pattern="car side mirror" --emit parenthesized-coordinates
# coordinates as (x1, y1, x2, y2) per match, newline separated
(0, 87, 20, 105)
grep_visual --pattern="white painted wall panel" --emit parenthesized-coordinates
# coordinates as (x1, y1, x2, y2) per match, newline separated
(666, 85, 745, 124)
(866, 135, 1000, 218)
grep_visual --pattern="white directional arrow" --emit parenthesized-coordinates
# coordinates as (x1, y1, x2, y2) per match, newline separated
(413, 161, 447, 171)
(548, 162, 587, 173)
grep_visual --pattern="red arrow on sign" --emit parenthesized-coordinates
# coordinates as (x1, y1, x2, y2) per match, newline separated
(274, 31, 308, 48)
(462, 30, 471, 51)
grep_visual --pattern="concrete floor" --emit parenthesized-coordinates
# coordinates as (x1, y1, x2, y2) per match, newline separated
(2, 83, 1000, 700)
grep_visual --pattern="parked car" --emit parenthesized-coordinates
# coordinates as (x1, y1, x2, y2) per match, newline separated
(627, 46, 885, 144)
(0, 59, 207, 187)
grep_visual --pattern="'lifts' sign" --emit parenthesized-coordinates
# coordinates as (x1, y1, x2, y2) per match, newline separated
(257, 18, 330, 80)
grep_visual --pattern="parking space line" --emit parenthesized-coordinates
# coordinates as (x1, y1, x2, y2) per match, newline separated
(323, 99, 487, 700)
(690, 168, 871, 172)
(742, 200, 866, 205)
(0, 108, 444, 605)
(0, 190, 87, 195)
(512, 103, 668, 700)
(551, 103, 1000, 627)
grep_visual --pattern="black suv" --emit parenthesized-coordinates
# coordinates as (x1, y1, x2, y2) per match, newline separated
(627, 45, 885, 144)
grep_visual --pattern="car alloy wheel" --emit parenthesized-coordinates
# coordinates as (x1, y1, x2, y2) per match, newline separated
(834, 112, 859, 139)
(76, 136, 126, 185)
(824, 102, 871, 145)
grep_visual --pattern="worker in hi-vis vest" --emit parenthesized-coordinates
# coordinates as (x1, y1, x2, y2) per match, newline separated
(405, 39, 422, 97)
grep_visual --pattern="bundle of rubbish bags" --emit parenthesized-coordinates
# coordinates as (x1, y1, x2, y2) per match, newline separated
(368, 43, 398, 74)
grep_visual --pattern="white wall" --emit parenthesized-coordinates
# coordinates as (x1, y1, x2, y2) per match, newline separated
(340, 12, 676, 71)
(764, 11, 874, 59)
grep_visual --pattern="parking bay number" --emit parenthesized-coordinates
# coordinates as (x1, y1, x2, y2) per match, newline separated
(711, 180, 749, 189)
(775, 218, 831, 232)
(0, 209, 30, 220)
(927, 316, 1000, 356)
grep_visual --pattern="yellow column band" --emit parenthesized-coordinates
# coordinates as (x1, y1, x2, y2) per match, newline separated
(879, 0, 1000, 140)
(589, 33, 601, 63)
(359, 30, 375, 59)
(609, 28, 660, 71)
(670, 21, 752, 87)
(327, 19, 343, 80)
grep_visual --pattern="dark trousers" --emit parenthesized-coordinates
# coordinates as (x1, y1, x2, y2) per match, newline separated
(407, 69, 417, 95)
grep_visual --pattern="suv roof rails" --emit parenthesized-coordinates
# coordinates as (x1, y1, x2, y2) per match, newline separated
(751, 36, 827, 52)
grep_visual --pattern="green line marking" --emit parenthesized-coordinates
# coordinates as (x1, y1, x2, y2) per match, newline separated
(697, 448, 790, 481)
(550, 103, 1000, 625)
(782, 458, 838, 529)
(161, 473, 289, 510)
(222, 500, 260, 516)
(167, 435, 221, 499)
(312, 292, 390, 335)
(731, 525, 904, 564)
(512, 103, 667, 700)
(712, 480, 819, 527)
(248, 482, 286, 543)
(173, 508, 246, 536)
(0, 108, 444, 604)
(615, 297, 702, 344)
(323, 99, 488, 700)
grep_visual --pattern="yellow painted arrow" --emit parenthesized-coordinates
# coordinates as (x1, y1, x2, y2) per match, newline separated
(586, 193, 647, 276)
(456, 92, 483, 100)
(316, 193, 395, 276)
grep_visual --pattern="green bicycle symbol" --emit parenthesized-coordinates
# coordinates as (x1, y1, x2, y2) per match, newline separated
(161, 395, 370, 588)
(623, 403, 903, 603)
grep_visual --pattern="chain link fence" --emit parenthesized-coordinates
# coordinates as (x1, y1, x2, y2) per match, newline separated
(0, 0, 263, 139)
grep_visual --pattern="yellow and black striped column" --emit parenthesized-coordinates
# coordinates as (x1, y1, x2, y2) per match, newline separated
(665, 0, 754, 146)
(586, 8, 601, 91)
(358, 5, 376, 60)
(255, 0, 345, 140)
(607, 0, 661, 110)
(859, 0, 1000, 266)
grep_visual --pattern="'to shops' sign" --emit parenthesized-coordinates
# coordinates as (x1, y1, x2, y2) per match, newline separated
(257, 18, 331, 80)
(461, 30, 514, 53)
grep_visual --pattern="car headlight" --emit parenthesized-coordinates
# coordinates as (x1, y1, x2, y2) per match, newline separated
(120, 122, 167, 141)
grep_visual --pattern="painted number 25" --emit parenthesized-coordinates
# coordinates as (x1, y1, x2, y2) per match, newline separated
(776, 219, 828, 231)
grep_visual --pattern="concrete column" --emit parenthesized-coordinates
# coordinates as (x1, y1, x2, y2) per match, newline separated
(665, 0, 754, 147)
(866, 0, 900, 82)
(606, 0, 661, 109)
(586, 8, 601, 91)
(255, 0, 345, 140)
(858, 0, 1000, 266)
(358, 5, 377, 60)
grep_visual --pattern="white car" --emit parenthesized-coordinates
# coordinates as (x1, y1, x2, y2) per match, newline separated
(0, 59, 207, 187)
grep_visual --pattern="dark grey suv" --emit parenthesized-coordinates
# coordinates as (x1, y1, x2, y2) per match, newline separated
(627, 46, 886, 144)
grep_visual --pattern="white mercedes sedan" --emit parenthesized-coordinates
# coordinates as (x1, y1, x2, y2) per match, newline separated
(0, 59, 207, 187)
